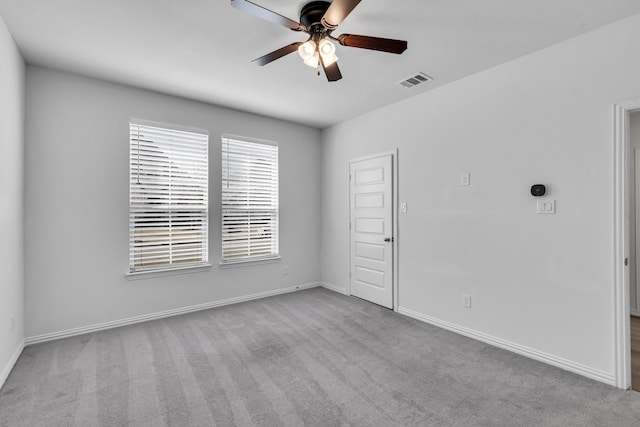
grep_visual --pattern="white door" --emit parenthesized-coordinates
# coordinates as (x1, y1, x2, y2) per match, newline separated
(349, 154, 393, 309)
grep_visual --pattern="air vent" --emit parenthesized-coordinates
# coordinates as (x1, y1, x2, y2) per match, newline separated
(397, 72, 433, 88)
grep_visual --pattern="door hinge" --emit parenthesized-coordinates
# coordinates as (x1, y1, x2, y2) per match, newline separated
(625, 258, 629, 266)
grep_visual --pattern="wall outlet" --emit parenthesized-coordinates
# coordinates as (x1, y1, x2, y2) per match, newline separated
(282, 265, 289, 276)
(462, 294, 472, 308)
(11, 317, 16, 333)
(460, 173, 470, 186)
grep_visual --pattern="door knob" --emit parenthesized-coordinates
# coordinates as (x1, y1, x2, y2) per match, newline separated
(384, 237, 393, 242)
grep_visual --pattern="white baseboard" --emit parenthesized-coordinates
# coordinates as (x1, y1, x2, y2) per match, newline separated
(0, 340, 24, 391)
(320, 282, 349, 295)
(398, 306, 615, 386)
(25, 282, 321, 346)
(631, 310, 640, 317)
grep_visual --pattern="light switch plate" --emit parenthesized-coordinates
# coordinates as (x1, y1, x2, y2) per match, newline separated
(462, 294, 471, 308)
(537, 200, 556, 214)
(401, 202, 407, 214)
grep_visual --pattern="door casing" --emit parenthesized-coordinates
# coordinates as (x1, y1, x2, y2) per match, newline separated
(613, 98, 640, 389)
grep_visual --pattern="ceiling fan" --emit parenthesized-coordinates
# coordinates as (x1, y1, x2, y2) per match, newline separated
(230, 0, 408, 82)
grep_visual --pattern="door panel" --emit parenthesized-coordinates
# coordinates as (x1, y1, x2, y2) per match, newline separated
(350, 155, 393, 308)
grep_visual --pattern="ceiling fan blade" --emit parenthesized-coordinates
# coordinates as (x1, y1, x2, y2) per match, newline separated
(231, 0, 305, 31)
(321, 0, 361, 29)
(252, 42, 303, 66)
(320, 56, 342, 82)
(337, 34, 408, 54)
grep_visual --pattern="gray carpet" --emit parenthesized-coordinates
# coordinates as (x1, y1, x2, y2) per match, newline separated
(1, 288, 640, 426)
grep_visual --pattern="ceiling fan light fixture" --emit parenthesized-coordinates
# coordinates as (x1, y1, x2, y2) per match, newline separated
(303, 51, 320, 67)
(298, 40, 317, 60)
(318, 38, 338, 66)
(321, 52, 338, 66)
(319, 38, 335, 56)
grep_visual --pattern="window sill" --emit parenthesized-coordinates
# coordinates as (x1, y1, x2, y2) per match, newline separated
(219, 256, 281, 269)
(125, 263, 212, 280)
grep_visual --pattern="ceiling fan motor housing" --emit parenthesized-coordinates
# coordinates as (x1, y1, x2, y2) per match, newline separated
(300, 1, 331, 32)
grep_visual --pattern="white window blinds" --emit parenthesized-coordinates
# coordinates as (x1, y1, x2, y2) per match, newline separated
(221, 136, 279, 262)
(129, 122, 209, 272)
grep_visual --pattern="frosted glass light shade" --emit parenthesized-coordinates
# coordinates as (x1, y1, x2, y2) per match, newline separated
(303, 51, 319, 68)
(298, 40, 316, 60)
(318, 39, 338, 66)
(319, 39, 335, 56)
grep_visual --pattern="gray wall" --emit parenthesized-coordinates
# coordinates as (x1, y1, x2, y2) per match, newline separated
(320, 13, 640, 384)
(24, 66, 322, 338)
(0, 16, 24, 385)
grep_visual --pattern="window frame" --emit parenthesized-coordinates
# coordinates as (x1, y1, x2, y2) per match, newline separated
(127, 119, 210, 278)
(220, 135, 280, 265)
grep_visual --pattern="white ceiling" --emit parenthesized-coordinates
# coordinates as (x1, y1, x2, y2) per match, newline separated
(1, 0, 640, 128)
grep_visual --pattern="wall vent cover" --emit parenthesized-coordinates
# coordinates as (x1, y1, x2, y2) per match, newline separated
(397, 72, 433, 88)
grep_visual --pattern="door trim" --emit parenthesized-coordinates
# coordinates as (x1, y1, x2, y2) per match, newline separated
(633, 149, 640, 318)
(347, 149, 399, 311)
(613, 98, 640, 389)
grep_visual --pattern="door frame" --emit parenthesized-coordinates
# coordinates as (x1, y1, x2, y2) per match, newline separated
(633, 148, 640, 318)
(347, 149, 399, 311)
(613, 98, 640, 389)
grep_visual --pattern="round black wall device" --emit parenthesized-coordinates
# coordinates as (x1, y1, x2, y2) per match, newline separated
(530, 184, 546, 197)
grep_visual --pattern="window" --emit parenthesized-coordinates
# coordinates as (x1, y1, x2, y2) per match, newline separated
(129, 121, 209, 273)
(221, 136, 279, 263)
